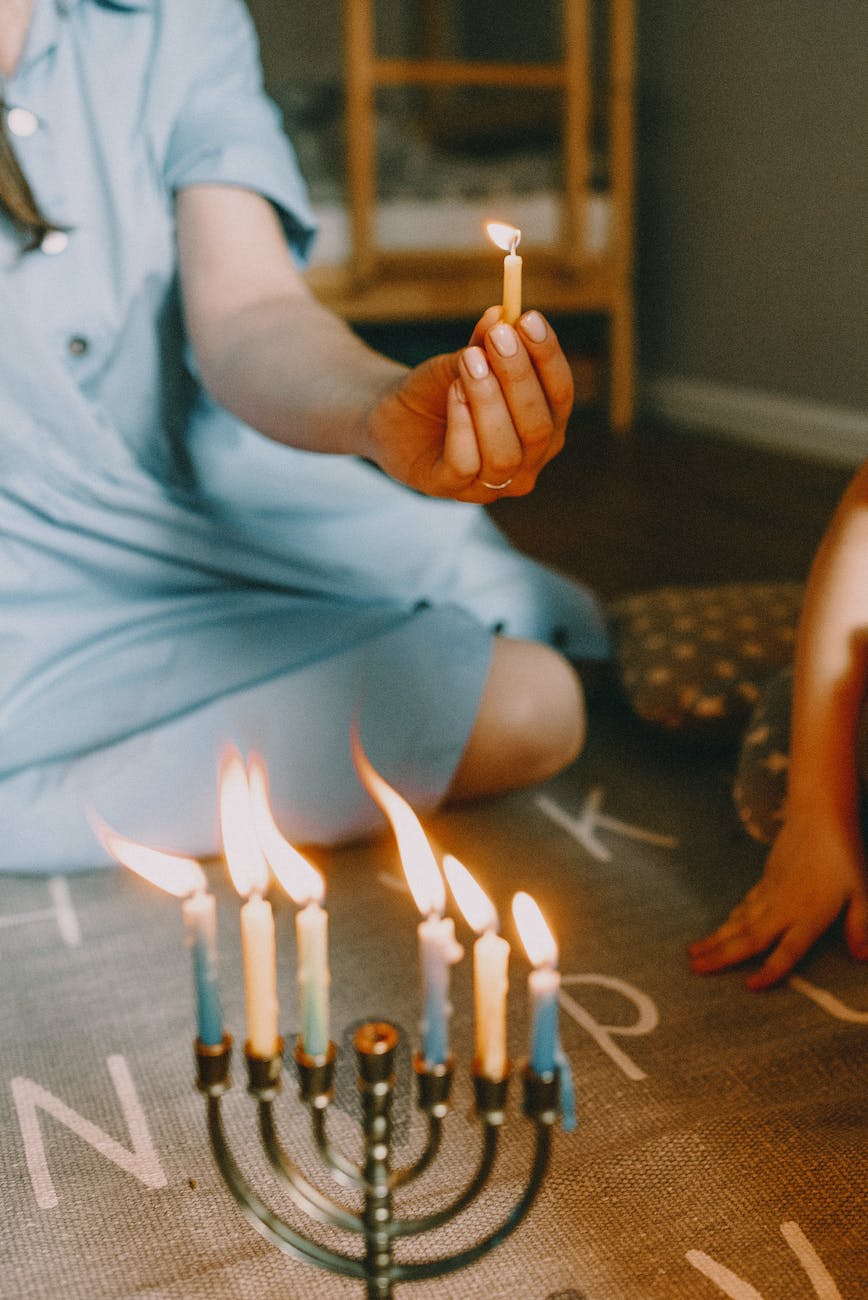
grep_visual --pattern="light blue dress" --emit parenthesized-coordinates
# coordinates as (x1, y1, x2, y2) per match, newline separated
(0, 0, 609, 872)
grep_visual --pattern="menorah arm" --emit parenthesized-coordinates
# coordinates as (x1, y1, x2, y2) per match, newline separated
(390, 1122, 552, 1281)
(258, 1100, 366, 1233)
(390, 1119, 498, 1238)
(310, 1104, 371, 1192)
(207, 1095, 367, 1281)
(389, 1112, 444, 1189)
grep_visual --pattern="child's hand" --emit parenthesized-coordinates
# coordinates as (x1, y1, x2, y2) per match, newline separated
(366, 307, 574, 501)
(688, 806, 868, 988)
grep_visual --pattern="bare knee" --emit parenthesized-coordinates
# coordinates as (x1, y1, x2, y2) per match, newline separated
(447, 638, 586, 802)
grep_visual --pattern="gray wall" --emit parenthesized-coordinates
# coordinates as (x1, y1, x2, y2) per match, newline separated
(637, 1, 867, 412)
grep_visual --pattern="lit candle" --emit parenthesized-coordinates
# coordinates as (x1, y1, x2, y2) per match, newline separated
(91, 816, 223, 1046)
(486, 220, 522, 325)
(443, 855, 509, 1081)
(248, 754, 331, 1059)
(219, 747, 279, 1059)
(512, 891, 560, 1075)
(351, 726, 463, 1067)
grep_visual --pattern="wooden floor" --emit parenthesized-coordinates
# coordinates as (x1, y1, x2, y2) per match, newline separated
(489, 416, 853, 599)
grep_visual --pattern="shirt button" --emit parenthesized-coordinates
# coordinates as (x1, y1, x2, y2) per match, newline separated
(41, 230, 69, 255)
(67, 336, 89, 357)
(7, 107, 39, 138)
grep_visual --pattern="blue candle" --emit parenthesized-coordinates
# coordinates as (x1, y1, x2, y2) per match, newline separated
(512, 891, 560, 1076)
(349, 725, 463, 1068)
(529, 965, 560, 1074)
(418, 912, 462, 1067)
(90, 814, 223, 1047)
(183, 889, 224, 1047)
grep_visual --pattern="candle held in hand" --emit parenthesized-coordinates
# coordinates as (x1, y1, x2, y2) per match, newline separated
(220, 747, 279, 1059)
(512, 891, 560, 1075)
(444, 854, 509, 1081)
(485, 220, 522, 325)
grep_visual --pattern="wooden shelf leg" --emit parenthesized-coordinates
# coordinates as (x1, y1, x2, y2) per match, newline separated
(609, 292, 635, 432)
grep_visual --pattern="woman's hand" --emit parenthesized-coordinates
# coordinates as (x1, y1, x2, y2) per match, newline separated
(688, 806, 868, 988)
(366, 307, 574, 502)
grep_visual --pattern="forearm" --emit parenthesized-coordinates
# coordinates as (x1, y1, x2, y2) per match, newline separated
(787, 460, 868, 814)
(196, 289, 407, 459)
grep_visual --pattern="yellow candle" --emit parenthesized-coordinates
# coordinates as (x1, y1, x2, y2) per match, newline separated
(296, 899, 330, 1058)
(485, 220, 522, 325)
(240, 890, 279, 1059)
(473, 928, 510, 1080)
(502, 247, 522, 325)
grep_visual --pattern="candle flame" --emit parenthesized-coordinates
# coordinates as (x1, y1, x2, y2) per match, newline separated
(90, 812, 206, 898)
(443, 854, 498, 934)
(485, 220, 521, 255)
(219, 746, 270, 898)
(247, 752, 324, 905)
(512, 891, 558, 968)
(351, 723, 445, 916)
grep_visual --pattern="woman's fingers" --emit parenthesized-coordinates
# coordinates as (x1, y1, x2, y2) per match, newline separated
(744, 922, 824, 990)
(516, 311, 575, 432)
(689, 883, 841, 988)
(457, 344, 524, 491)
(449, 311, 573, 496)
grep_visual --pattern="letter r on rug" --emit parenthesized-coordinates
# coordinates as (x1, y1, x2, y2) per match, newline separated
(10, 1055, 167, 1210)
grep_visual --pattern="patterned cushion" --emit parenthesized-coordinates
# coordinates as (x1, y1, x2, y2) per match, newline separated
(608, 582, 803, 742)
(733, 666, 793, 843)
(735, 665, 868, 845)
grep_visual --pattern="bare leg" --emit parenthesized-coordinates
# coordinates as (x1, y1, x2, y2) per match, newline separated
(446, 637, 586, 802)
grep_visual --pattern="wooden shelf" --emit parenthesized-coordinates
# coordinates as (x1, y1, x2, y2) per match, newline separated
(307, 0, 636, 431)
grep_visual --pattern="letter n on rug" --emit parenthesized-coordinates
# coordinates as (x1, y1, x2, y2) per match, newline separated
(10, 1055, 167, 1210)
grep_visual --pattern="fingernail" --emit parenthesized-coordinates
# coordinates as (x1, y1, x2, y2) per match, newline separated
(520, 310, 547, 342)
(490, 322, 518, 357)
(464, 347, 489, 380)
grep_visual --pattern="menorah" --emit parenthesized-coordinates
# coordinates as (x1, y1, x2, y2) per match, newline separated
(195, 1021, 560, 1299)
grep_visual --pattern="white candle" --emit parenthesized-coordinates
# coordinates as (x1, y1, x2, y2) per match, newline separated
(247, 753, 332, 1060)
(443, 854, 509, 1080)
(474, 929, 510, 1080)
(219, 746, 280, 1060)
(240, 891, 279, 1059)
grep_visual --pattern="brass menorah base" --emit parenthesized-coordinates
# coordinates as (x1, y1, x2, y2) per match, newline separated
(195, 1021, 559, 1298)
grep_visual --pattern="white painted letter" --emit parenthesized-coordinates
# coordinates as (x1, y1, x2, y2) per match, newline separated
(789, 975, 868, 1024)
(558, 974, 659, 1080)
(686, 1221, 843, 1300)
(11, 1055, 167, 1209)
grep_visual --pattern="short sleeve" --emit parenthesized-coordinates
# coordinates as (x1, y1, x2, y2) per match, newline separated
(161, 0, 317, 263)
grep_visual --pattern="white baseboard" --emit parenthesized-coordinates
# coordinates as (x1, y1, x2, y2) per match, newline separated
(642, 374, 868, 466)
